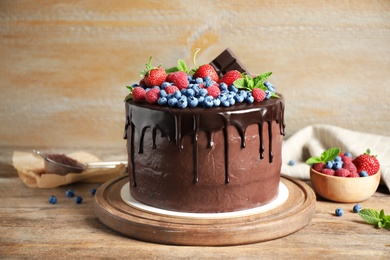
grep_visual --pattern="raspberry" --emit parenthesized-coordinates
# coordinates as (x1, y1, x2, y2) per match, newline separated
(348, 172, 359, 178)
(145, 88, 160, 104)
(341, 155, 353, 164)
(165, 85, 180, 95)
(343, 162, 357, 175)
(207, 85, 221, 98)
(252, 88, 266, 102)
(132, 87, 146, 102)
(321, 168, 335, 176)
(313, 162, 325, 172)
(166, 71, 189, 90)
(335, 168, 350, 177)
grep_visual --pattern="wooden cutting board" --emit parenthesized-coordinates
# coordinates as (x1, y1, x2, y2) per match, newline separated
(94, 175, 316, 246)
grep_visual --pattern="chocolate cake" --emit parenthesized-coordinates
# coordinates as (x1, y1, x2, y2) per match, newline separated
(123, 48, 285, 213)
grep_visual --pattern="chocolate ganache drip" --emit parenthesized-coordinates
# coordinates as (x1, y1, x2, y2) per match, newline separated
(124, 96, 285, 187)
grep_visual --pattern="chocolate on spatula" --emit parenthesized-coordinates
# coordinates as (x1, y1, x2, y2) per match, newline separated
(209, 48, 250, 77)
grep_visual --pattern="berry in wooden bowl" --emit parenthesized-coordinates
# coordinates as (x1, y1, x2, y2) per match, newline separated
(307, 148, 381, 203)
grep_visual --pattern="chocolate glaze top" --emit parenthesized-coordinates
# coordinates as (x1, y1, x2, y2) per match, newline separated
(124, 95, 285, 186)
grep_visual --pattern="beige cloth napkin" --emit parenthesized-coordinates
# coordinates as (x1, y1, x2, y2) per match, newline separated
(12, 151, 127, 188)
(281, 124, 390, 191)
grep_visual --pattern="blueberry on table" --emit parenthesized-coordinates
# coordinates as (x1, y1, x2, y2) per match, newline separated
(74, 196, 83, 204)
(335, 208, 344, 216)
(48, 195, 57, 204)
(353, 204, 362, 213)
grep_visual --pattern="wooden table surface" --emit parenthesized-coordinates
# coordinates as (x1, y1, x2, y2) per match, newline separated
(1, 150, 389, 259)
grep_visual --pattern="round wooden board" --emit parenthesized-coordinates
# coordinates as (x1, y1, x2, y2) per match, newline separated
(94, 175, 316, 246)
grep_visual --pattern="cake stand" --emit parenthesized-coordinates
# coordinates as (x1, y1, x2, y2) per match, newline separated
(94, 175, 316, 246)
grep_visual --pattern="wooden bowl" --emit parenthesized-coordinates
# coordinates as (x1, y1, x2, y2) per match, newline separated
(310, 168, 381, 203)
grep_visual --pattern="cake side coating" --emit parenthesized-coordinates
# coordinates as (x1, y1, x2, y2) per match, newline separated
(124, 95, 285, 213)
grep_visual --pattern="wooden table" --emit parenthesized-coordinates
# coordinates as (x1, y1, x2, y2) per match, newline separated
(1, 150, 389, 259)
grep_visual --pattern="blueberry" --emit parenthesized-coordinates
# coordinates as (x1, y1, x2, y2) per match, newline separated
(221, 100, 230, 107)
(332, 161, 343, 170)
(203, 96, 214, 108)
(245, 96, 254, 104)
(157, 97, 168, 106)
(229, 85, 238, 93)
(90, 188, 97, 196)
(65, 189, 75, 198)
(161, 82, 171, 89)
(288, 160, 295, 166)
(325, 161, 333, 169)
(353, 204, 362, 213)
(335, 208, 344, 217)
(159, 89, 167, 97)
(177, 98, 188, 109)
(229, 98, 236, 106)
(173, 90, 181, 99)
(334, 156, 342, 162)
(195, 77, 203, 84)
(48, 195, 57, 204)
(264, 81, 276, 92)
(234, 94, 244, 103)
(265, 90, 272, 99)
(359, 171, 369, 177)
(344, 152, 353, 158)
(219, 83, 228, 91)
(204, 76, 211, 83)
(167, 97, 178, 107)
(199, 89, 208, 97)
(74, 196, 83, 204)
(187, 96, 198, 107)
(186, 89, 195, 97)
(213, 98, 221, 107)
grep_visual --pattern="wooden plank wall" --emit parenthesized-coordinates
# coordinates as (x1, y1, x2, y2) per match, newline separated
(1, 0, 389, 155)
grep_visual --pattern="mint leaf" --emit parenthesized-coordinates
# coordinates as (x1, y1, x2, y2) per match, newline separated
(165, 66, 179, 73)
(305, 147, 341, 165)
(245, 75, 254, 90)
(177, 59, 187, 73)
(253, 72, 272, 89)
(306, 157, 323, 165)
(233, 78, 247, 89)
(320, 147, 341, 162)
(358, 209, 381, 225)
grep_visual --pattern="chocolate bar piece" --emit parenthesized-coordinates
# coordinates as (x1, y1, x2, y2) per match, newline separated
(210, 48, 250, 77)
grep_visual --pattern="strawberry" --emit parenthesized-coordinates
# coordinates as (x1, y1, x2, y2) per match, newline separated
(219, 70, 242, 86)
(166, 71, 189, 90)
(191, 48, 219, 82)
(193, 64, 219, 82)
(207, 84, 221, 98)
(252, 88, 266, 102)
(132, 87, 146, 102)
(145, 88, 160, 104)
(165, 85, 180, 95)
(141, 57, 166, 88)
(352, 149, 380, 175)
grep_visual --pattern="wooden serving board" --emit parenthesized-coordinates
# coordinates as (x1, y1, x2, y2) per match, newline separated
(94, 175, 316, 246)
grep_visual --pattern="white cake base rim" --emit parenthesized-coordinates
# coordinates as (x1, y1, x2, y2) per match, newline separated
(120, 182, 289, 219)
